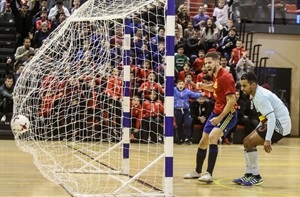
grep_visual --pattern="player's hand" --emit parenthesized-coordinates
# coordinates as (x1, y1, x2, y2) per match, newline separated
(209, 116, 222, 126)
(264, 140, 272, 153)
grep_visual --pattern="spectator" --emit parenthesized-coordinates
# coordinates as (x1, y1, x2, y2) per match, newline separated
(190, 96, 213, 142)
(220, 56, 236, 81)
(14, 37, 35, 62)
(174, 27, 185, 50)
(185, 30, 203, 61)
(48, 0, 70, 21)
(174, 80, 203, 144)
(178, 63, 196, 82)
(192, 49, 205, 75)
(32, 21, 50, 48)
(236, 51, 255, 83)
(219, 19, 234, 39)
(177, 4, 190, 30)
(175, 44, 189, 75)
(0, 0, 6, 15)
(0, 75, 14, 122)
(130, 96, 142, 140)
(138, 72, 164, 100)
(200, 18, 220, 52)
(141, 91, 164, 143)
(230, 39, 245, 65)
(175, 15, 183, 38)
(35, 10, 51, 31)
(193, 5, 210, 30)
(70, 0, 80, 14)
(51, 12, 66, 31)
(183, 21, 195, 39)
(184, 74, 197, 92)
(10, 0, 40, 47)
(220, 28, 239, 60)
(213, 0, 234, 26)
(150, 27, 165, 53)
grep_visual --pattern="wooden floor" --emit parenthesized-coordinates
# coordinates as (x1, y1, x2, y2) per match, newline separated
(1, 138, 300, 197)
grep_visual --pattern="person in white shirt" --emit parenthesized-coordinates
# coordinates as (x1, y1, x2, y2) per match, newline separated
(233, 72, 291, 186)
(236, 51, 254, 83)
(48, 0, 70, 21)
(213, 0, 233, 26)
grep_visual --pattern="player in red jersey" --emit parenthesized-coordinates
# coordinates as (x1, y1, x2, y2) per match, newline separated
(184, 52, 237, 182)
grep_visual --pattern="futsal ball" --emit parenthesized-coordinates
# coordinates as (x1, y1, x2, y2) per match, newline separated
(11, 115, 30, 134)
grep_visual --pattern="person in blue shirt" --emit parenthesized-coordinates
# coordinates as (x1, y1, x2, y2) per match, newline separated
(174, 80, 203, 144)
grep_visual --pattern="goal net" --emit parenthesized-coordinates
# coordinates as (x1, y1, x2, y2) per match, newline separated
(12, 0, 175, 196)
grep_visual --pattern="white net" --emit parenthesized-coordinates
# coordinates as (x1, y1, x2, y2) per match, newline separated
(12, 0, 169, 196)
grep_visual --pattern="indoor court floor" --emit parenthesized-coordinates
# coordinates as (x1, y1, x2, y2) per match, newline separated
(1, 137, 299, 197)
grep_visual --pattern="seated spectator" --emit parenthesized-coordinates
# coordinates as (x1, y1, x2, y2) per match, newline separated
(219, 19, 234, 40)
(185, 31, 203, 61)
(141, 91, 164, 143)
(193, 5, 210, 30)
(177, 63, 196, 82)
(48, 0, 70, 21)
(35, 10, 51, 31)
(175, 44, 189, 75)
(0, 75, 14, 122)
(220, 56, 236, 81)
(174, 27, 185, 50)
(150, 27, 165, 53)
(177, 4, 190, 30)
(14, 37, 35, 62)
(51, 12, 66, 31)
(136, 60, 153, 85)
(138, 72, 164, 100)
(190, 95, 213, 141)
(220, 28, 238, 60)
(192, 49, 205, 75)
(32, 21, 50, 48)
(174, 80, 203, 144)
(183, 21, 195, 39)
(200, 19, 220, 52)
(70, 0, 81, 14)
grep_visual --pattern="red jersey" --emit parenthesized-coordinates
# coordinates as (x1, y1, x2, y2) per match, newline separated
(185, 83, 196, 91)
(231, 47, 245, 65)
(142, 100, 164, 118)
(178, 70, 196, 82)
(193, 57, 204, 73)
(130, 104, 142, 129)
(105, 76, 123, 99)
(40, 94, 60, 117)
(212, 68, 236, 114)
(137, 68, 153, 85)
(139, 81, 164, 99)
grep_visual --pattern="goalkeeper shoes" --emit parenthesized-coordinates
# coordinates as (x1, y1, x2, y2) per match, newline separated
(241, 175, 263, 186)
(183, 169, 201, 179)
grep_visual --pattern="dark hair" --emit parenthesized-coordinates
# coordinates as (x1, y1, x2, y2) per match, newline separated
(56, 0, 64, 5)
(5, 75, 13, 80)
(205, 52, 219, 60)
(202, 74, 212, 81)
(241, 72, 258, 84)
(177, 44, 184, 50)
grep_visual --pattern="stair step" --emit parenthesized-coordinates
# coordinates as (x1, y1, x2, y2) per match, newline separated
(0, 27, 16, 34)
(0, 54, 10, 63)
(0, 34, 15, 41)
(0, 47, 15, 55)
(0, 41, 17, 48)
(0, 21, 15, 28)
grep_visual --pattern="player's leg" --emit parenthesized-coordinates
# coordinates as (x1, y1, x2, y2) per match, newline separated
(183, 113, 214, 179)
(199, 111, 238, 183)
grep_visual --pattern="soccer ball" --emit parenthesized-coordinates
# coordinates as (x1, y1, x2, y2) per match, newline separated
(11, 115, 30, 134)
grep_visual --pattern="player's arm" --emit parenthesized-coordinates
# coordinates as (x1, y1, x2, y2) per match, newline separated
(218, 93, 236, 120)
(197, 82, 214, 92)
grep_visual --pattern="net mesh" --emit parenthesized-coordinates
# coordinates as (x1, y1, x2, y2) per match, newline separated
(12, 0, 168, 196)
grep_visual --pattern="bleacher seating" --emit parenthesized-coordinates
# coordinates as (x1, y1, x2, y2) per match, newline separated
(187, 0, 215, 18)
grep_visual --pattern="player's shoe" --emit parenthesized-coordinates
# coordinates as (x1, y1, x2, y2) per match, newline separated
(241, 175, 263, 186)
(183, 169, 201, 179)
(198, 172, 213, 183)
(232, 174, 253, 185)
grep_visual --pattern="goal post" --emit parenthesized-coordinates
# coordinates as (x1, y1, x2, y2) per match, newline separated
(12, 0, 175, 196)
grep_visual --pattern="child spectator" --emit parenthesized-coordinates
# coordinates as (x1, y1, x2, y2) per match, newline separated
(184, 74, 197, 92)
(174, 80, 203, 145)
(192, 49, 205, 75)
(213, 0, 234, 26)
(175, 44, 189, 75)
(138, 72, 164, 100)
(178, 63, 196, 82)
(130, 96, 142, 140)
(183, 21, 195, 39)
(35, 10, 51, 31)
(137, 60, 153, 85)
(230, 39, 245, 65)
(141, 91, 164, 143)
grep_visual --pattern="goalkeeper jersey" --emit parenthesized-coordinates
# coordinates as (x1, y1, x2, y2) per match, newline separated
(252, 86, 291, 140)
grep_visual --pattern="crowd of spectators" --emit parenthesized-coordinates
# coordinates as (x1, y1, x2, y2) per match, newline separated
(0, 0, 263, 144)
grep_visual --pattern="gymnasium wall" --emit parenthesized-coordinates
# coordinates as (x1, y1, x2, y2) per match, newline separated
(253, 33, 300, 136)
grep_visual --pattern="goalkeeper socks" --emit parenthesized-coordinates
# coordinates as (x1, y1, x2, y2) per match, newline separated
(196, 148, 207, 173)
(207, 144, 218, 175)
